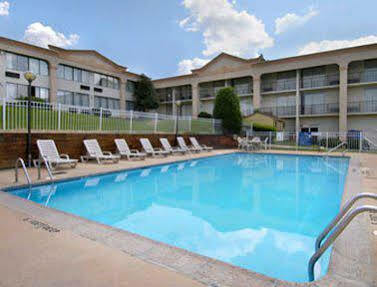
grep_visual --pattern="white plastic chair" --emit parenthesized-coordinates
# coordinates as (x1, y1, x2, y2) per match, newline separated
(37, 139, 78, 170)
(160, 138, 186, 154)
(115, 139, 146, 160)
(82, 139, 120, 164)
(140, 138, 169, 157)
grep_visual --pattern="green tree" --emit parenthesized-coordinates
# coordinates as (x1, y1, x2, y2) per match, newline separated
(134, 74, 159, 111)
(213, 87, 242, 134)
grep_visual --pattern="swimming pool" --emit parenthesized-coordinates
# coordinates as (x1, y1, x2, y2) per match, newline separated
(8, 153, 349, 282)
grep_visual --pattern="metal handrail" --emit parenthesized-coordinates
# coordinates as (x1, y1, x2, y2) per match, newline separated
(315, 193, 377, 251)
(40, 156, 54, 180)
(15, 158, 31, 185)
(325, 141, 347, 156)
(308, 205, 377, 281)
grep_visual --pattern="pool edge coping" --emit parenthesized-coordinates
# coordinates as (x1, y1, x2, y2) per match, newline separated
(0, 151, 370, 287)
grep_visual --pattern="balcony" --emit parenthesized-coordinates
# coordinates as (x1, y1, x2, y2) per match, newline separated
(347, 100, 377, 113)
(262, 78, 296, 93)
(199, 87, 216, 99)
(348, 70, 377, 84)
(301, 103, 339, 115)
(260, 105, 296, 117)
(301, 73, 339, 89)
(234, 85, 252, 96)
(176, 93, 192, 101)
(158, 94, 173, 103)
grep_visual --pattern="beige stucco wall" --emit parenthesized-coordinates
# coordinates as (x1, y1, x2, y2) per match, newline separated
(300, 116, 339, 132)
(348, 115, 377, 131)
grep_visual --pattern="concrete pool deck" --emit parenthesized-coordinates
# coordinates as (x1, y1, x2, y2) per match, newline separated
(0, 149, 376, 287)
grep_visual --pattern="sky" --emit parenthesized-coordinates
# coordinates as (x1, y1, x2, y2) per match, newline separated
(0, 0, 377, 79)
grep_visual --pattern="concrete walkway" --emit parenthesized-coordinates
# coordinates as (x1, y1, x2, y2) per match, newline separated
(0, 204, 204, 287)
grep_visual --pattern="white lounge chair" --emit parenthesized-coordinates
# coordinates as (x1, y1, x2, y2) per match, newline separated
(177, 137, 201, 153)
(81, 139, 120, 164)
(115, 139, 146, 160)
(250, 137, 262, 150)
(36, 139, 78, 170)
(160, 138, 186, 154)
(189, 137, 213, 151)
(237, 137, 252, 151)
(140, 138, 169, 157)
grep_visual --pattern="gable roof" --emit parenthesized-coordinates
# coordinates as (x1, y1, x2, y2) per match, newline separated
(191, 52, 265, 73)
(48, 45, 127, 72)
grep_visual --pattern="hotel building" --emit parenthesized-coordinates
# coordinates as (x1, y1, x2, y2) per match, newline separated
(1, 36, 377, 133)
(0, 37, 140, 112)
(154, 45, 377, 134)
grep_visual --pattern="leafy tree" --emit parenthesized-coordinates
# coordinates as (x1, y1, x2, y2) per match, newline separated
(198, 111, 212, 118)
(213, 87, 242, 134)
(134, 74, 159, 111)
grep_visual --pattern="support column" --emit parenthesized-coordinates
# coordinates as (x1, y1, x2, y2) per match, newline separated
(172, 88, 177, 116)
(339, 62, 349, 135)
(252, 74, 261, 110)
(192, 82, 200, 118)
(296, 69, 301, 133)
(119, 78, 127, 111)
(0, 51, 6, 98)
(48, 62, 58, 104)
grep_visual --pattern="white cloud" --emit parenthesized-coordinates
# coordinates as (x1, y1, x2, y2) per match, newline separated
(179, 0, 273, 58)
(275, 8, 318, 35)
(298, 35, 377, 55)
(0, 1, 9, 16)
(178, 57, 210, 74)
(23, 22, 79, 48)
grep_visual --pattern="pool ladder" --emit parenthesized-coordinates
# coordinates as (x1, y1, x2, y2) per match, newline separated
(308, 192, 377, 281)
(325, 142, 348, 157)
(15, 158, 32, 185)
(14, 157, 54, 185)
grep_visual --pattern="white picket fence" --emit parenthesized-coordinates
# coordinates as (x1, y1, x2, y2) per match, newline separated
(0, 99, 223, 135)
(250, 130, 377, 153)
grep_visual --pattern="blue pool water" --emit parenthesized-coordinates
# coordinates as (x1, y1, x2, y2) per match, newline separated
(9, 153, 349, 282)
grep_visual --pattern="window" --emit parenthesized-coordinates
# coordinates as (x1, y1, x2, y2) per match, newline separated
(82, 70, 91, 84)
(126, 100, 135, 111)
(37, 87, 49, 101)
(364, 87, 377, 102)
(6, 53, 17, 70)
(94, 73, 101, 86)
(57, 65, 65, 79)
(276, 95, 295, 106)
(29, 58, 40, 75)
(6, 83, 48, 100)
(5, 52, 48, 75)
(74, 68, 82, 82)
(64, 66, 73, 81)
(6, 83, 17, 100)
(93, 73, 119, 89)
(113, 78, 120, 90)
(57, 91, 89, 107)
(94, 96, 120, 110)
(40, 61, 48, 76)
(17, 55, 28, 72)
(58, 64, 93, 83)
(126, 80, 137, 93)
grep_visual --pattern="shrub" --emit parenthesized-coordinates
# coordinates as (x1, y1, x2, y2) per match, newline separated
(16, 96, 46, 103)
(213, 87, 242, 134)
(198, 111, 212, 118)
(252, 122, 277, 132)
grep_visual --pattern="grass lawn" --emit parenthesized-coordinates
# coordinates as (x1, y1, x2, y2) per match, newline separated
(0, 106, 215, 134)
